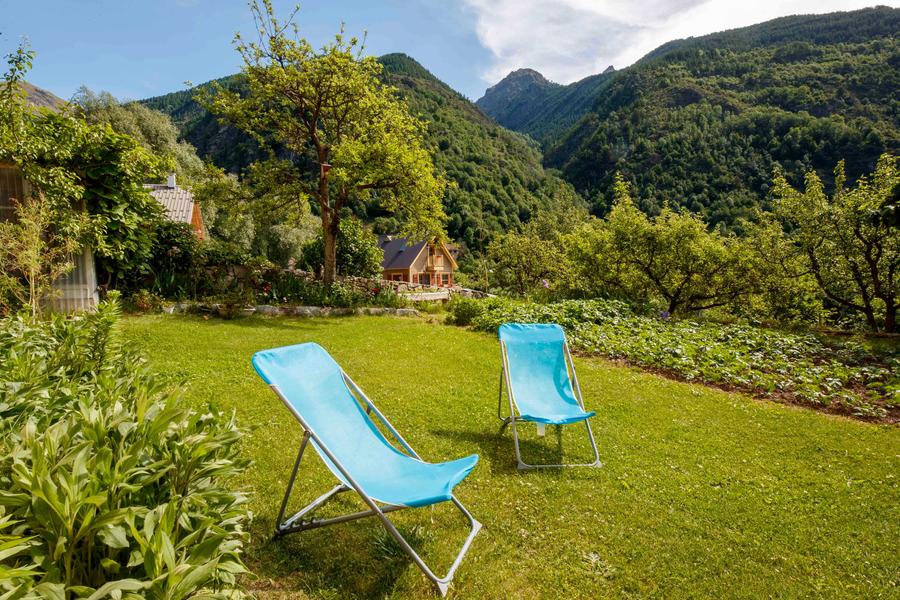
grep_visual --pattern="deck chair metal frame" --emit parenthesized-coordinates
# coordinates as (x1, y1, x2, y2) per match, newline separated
(267, 369, 481, 597)
(498, 329, 601, 470)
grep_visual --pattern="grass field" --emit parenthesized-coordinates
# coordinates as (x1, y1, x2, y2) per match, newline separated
(122, 314, 900, 599)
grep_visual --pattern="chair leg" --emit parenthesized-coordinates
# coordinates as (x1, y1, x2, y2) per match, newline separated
(509, 416, 530, 470)
(274, 432, 310, 536)
(512, 418, 602, 470)
(273, 431, 482, 595)
(370, 495, 482, 597)
(584, 419, 602, 468)
(497, 367, 510, 424)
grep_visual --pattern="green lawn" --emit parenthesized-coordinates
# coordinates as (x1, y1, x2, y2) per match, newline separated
(122, 315, 899, 599)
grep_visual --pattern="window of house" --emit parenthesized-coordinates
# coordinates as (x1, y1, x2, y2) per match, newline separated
(434, 253, 443, 267)
(391, 274, 403, 282)
(0, 165, 25, 221)
(412, 274, 419, 284)
(442, 273, 450, 286)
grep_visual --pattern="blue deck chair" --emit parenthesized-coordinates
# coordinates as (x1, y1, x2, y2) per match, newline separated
(498, 323, 601, 470)
(252, 342, 482, 596)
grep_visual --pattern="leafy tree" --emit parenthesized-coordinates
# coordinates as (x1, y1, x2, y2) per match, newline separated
(73, 88, 204, 180)
(566, 174, 758, 314)
(488, 231, 568, 297)
(741, 215, 825, 326)
(143, 53, 575, 253)
(191, 163, 256, 252)
(192, 160, 318, 265)
(299, 215, 383, 279)
(199, 0, 447, 285)
(773, 154, 900, 332)
(520, 183, 590, 242)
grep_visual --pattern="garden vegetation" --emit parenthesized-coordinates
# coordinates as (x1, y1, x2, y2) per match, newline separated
(448, 297, 899, 420)
(485, 155, 899, 334)
(0, 298, 250, 598)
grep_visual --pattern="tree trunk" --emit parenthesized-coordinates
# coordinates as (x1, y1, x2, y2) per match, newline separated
(862, 304, 879, 332)
(322, 212, 340, 288)
(885, 300, 896, 334)
(667, 297, 679, 315)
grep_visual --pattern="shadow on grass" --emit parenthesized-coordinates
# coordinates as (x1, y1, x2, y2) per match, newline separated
(431, 423, 578, 475)
(246, 510, 421, 598)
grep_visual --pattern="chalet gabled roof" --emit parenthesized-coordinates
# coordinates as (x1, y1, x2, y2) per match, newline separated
(378, 235, 427, 270)
(378, 235, 459, 271)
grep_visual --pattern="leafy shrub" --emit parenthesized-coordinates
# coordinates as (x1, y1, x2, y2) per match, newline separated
(257, 270, 407, 309)
(371, 286, 409, 309)
(299, 216, 383, 279)
(128, 289, 165, 313)
(144, 221, 205, 300)
(446, 296, 513, 326)
(0, 510, 44, 596)
(217, 285, 257, 319)
(202, 239, 253, 270)
(0, 297, 251, 597)
(463, 299, 898, 418)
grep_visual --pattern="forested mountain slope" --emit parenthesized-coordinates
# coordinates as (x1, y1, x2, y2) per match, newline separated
(141, 53, 572, 249)
(475, 68, 561, 133)
(476, 68, 616, 144)
(140, 75, 261, 175)
(478, 6, 900, 227)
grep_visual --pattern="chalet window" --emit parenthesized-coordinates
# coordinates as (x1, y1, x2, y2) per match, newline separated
(412, 274, 419, 284)
(391, 274, 403, 282)
(442, 274, 450, 286)
(0, 164, 26, 221)
(434, 253, 443, 267)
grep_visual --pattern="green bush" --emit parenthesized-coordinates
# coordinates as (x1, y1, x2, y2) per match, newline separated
(445, 296, 503, 326)
(0, 298, 250, 597)
(145, 221, 205, 300)
(128, 289, 165, 313)
(370, 286, 409, 309)
(0, 510, 44, 596)
(463, 299, 899, 418)
(258, 271, 407, 309)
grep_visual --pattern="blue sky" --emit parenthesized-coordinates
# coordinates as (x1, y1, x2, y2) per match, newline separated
(2, 1, 897, 103)
(1, 1, 488, 101)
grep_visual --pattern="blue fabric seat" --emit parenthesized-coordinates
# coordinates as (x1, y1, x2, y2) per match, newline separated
(497, 323, 602, 469)
(499, 323, 595, 425)
(252, 342, 478, 508)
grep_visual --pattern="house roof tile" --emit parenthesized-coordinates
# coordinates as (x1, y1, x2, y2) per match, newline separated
(144, 183, 195, 225)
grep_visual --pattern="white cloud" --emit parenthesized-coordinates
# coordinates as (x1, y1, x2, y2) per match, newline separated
(463, 0, 900, 89)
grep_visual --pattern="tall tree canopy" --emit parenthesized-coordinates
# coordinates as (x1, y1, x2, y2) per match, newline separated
(199, 0, 447, 285)
(565, 174, 758, 314)
(72, 88, 203, 181)
(773, 154, 899, 332)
